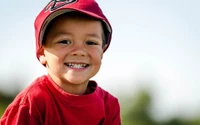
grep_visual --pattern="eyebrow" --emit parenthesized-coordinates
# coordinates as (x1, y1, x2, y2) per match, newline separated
(52, 31, 71, 37)
(86, 33, 101, 39)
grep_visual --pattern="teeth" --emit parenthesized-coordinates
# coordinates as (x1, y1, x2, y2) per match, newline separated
(66, 63, 88, 68)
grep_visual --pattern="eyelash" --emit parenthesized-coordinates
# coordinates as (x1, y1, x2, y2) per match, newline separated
(58, 40, 71, 44)
(57, 40, 99, 46)
(85, 41, 98, 45)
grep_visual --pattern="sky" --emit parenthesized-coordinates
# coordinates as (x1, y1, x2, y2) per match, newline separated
(0, 0, 200, 121)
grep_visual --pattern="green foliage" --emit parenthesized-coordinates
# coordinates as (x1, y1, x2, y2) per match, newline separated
(120, 89, 200, 125)
(121, 89, 157, 125)
(0, 92, 15, 117)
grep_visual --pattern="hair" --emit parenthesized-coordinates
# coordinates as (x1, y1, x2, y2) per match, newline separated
(42, 11, 108, 48)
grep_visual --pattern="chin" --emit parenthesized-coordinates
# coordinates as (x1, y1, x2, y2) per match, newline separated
(65, 77, 89, 85)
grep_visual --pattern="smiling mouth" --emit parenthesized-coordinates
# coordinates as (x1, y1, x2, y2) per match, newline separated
(64, 63, 89, 68)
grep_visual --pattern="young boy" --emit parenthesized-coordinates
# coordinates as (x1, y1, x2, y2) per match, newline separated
(0, 0, 121, 125)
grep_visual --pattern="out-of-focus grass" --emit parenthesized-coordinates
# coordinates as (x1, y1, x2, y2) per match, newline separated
(0, 91, 16, 118)
(0, 105, 7, 117)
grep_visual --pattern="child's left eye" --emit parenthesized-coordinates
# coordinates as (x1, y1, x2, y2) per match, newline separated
(86, 41, 98, 45)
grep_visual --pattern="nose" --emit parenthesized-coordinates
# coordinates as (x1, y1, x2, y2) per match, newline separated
(70, 43, 87, 56)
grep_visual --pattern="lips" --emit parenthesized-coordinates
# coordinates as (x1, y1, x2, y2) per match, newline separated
(64, 63, 89, 68)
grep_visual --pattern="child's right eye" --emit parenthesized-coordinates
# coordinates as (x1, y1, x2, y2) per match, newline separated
(58, 40, 71, 44)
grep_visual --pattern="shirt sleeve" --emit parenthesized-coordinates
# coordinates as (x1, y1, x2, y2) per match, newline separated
(0, 104, 41, 125)
(110, 99, 121, 125)
(103, 98, 121, 125)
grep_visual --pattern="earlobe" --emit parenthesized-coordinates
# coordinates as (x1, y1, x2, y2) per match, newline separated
(101, 44, 108, 59)
(103, 44, 108, 51)
(101, 50, 104, 59)
(101, 53, 103, 59)
(39, 55, 47, 65)
(38, 47, 47, 65)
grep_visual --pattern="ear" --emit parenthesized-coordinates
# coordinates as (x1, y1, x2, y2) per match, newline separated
(101, 52, 103, 59)
(101, 44, 108, 59)
(101, 45, 108, 59)
(38, 47, 47, 65)
(103, 44, 108, 52)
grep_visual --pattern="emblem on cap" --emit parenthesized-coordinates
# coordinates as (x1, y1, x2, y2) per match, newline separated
(45, 0, 77, 12)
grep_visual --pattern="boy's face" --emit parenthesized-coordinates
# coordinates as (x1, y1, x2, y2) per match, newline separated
(39, 15, 104, 87)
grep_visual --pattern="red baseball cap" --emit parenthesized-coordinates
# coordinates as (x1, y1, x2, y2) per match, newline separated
(34, 0, 112, 60)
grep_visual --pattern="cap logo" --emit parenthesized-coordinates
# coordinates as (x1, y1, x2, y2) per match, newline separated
(45, 0, 77, 12)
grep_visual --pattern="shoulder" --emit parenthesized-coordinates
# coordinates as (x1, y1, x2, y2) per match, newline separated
(96, 85, 119, 106)
(95, 84, 121, 124)
(1, 75, 52, 122)
(6, 75, 51, 112)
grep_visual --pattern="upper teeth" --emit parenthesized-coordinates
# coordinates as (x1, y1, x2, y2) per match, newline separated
(66, 63, 87, 68)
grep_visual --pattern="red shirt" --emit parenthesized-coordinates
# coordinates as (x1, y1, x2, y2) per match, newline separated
(0, 75, 121, 125)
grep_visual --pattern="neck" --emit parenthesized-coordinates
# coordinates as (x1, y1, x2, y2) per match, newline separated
(48, 74, 91, 95)
(58, 82, 91, 95)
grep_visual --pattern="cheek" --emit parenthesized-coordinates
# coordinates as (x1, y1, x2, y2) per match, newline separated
(44, 51, 62, 66)
(91, 50, 103, 64)
(46, 48, 67, 58)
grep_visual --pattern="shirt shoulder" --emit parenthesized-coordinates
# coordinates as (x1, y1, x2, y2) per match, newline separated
(96, 86, 118, 102)
(95, 84, 121, 124)
(6, 75, 51, 113)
